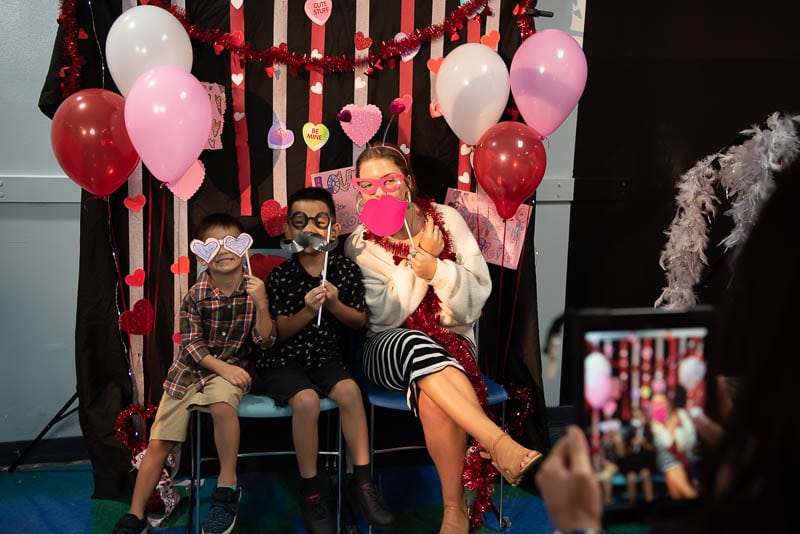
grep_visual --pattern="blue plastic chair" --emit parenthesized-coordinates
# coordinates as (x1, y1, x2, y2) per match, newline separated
(360, 374, 511, 530)
(190, 394, 343, 533)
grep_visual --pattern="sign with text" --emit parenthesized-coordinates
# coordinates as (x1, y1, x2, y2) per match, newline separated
(444, 188, 532, 269)
(309, 166, 359, 234)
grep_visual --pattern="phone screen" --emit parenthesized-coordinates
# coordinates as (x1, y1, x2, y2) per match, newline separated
(571, 308, 712, 512)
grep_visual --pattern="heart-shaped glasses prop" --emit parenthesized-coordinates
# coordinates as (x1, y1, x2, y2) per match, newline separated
(190, 232, 254, 275)
(349, 172, 405, 195)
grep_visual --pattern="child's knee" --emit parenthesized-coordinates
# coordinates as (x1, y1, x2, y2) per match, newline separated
(208, 401, 237, 418)
(290, 389, 321, 416)
(332, 379, 362, 407)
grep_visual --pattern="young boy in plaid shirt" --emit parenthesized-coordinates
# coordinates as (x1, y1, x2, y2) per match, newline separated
(113, 213, 274, 534)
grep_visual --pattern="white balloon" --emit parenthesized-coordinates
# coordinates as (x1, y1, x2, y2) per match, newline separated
(106, 5, 193, 96)
(435, 43, 510, 145)
(678, 356, 706, 390)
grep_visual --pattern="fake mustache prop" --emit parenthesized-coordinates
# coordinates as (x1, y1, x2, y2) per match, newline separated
(280, 233, 338, 253)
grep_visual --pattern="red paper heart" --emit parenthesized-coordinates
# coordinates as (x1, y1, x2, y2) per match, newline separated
(265, 66, 275, 78)
(213, 43, 224, 55)
(229, 30, 244, 47)
(429, 102, 443, 118)
(123, 194, 146, 212)
(172, 332, 182, 345)
(426, 57, 444, 74)
(354, 31, 373, 50)
(260, 200, 288, 237)
(480, 30, 500, 50)
(119, 299, 154, 335)
(170, 256, 190, 275)
(249, 254, 288, 282)
(78, 28, 89, 40)
(125, 268, 146, 287)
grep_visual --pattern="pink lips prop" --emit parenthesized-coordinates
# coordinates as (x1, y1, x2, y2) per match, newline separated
(358, 195, 408, 237)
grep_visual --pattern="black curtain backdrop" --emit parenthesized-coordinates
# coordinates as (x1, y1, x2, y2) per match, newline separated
(40, 0, 550, 498)
(562, 0, 800, 403)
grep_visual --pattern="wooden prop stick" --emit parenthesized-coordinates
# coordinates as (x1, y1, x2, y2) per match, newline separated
(316, 225, 332, 326)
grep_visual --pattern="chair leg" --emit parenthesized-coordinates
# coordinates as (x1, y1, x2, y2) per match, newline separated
(336, 415, 343, 534)
(497, 400, 508, 530)
(193, 410, 202, 533)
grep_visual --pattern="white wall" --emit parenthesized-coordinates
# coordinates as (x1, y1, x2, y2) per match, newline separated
(0, 0, 83, 442)
(0, 0, 580, 444)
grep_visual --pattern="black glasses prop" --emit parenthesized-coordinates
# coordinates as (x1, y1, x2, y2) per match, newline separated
(288, 211, 331, 231)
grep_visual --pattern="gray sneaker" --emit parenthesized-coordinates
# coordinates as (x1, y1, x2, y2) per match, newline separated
(202, 486, 242, 534)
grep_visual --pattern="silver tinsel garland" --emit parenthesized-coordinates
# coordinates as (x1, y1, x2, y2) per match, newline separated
(655, 113, 800, 308)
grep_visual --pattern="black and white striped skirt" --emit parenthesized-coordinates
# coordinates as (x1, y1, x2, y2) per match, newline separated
(362, 327, 475, 416)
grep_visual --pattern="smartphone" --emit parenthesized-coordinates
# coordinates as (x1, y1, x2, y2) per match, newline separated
(566, 306, 714, 521)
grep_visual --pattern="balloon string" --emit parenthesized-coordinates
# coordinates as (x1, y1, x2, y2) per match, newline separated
(501, 223, 527, 377)
(146, 184, 168, 408)
(403, 214, 418, 252)
(86, 0, 106, 89)
(494, 222, 505, 377)
(316, 224, 332, 327)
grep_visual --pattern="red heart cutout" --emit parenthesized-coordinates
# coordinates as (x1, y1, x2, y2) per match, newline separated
(429, 102, 443, 118)
(249, 254, 288, 282)
(512, 4, 521, 15)
(170, 256, 190, 274)
(426, 57, 444, 74)
(172, 332, 182, 345)
(480, 30, 500, 50)
(213, 43, 224, 55)
(260, 200, 288, 237)
(123, 194, 146, 213)
(265, 66, 275, 78)
(119, 299, 154, 335)
(354, 31, 373, 50)
(78, 28, 89, 40)
(125, 268, 146, 287)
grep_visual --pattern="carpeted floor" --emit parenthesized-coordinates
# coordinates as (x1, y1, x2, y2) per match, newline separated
(1, 462, 558, 534)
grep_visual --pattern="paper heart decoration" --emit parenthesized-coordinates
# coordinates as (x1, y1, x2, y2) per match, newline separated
(214, 43, 224, 55)
(223, 233, 254, 257)
(190, 238, 221, 263)
(359, 195, 408, 237)
(125, 268, 146, 287)
(78, 28, 89, 40)
(260, 199, 288, 237)
(481, 30, 500, 50)
(429, 102, 443, 118)
(310, 48, 323, 60)
(458, 172, 471, 184)
(166, 160, 205, 201)
(304, 0, 332, 25)
(354, 31, 372, 50)
(460, 144, 472, 156)
(172, 332, 182, 345)
(310, 81, 323, 94)
(394, 32, 419, 62)
(124, 194, 146, 212)
(426, 57, 444, 74)
(400, 94, 413, 112)
(231, 0, 243, 9)
(265, 66, 275, 77)
(233, 112, 245, 121)
(231, 73, 244, 86)
(171, 256, 191, 274)
(338, 104, 382, 147)
(119, 299, 154, 335)
(354, 76, 367, 89)
(229, 30, 244, 46)
(249, 253, 288, 282)
(268, 121, 295, 149)
(399, 143, 410, 155)
(302, 122, 329, 151)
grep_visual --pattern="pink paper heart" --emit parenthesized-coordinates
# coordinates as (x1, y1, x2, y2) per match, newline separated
(338, 104, 382, 147)
(304, 0, 332, 25)
(359, 195, 408, 237)
(166, 160, 205, 201)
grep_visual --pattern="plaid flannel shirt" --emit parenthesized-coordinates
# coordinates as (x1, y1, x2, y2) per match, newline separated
(163, 271, 268, 399)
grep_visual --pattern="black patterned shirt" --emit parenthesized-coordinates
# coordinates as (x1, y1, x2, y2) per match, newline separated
(256, 254, 365, 369)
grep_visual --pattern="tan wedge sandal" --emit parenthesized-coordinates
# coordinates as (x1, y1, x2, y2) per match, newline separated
(484, 433, 543, 485)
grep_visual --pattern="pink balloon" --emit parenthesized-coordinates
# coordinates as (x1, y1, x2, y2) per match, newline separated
(510, 29, 587, 137)
(124, 66, 212, 184)
(585, 353, 612, 409)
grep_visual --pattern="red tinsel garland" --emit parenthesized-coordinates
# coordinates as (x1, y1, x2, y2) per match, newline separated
(364, 198, 496, 528)
(114, 402, 158, 457)
(56, 0, 520, 98)
(56, 0, 85, 98)
(514, 0, 537, 41)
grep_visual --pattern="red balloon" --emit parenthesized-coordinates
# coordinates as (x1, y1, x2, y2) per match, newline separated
(473, 122, 547, 220)
(51, 89, 139, 196)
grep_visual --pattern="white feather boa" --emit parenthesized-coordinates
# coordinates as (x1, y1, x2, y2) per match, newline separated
(655, 112, 800, 308)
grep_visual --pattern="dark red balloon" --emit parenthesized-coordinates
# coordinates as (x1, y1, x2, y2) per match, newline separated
(50, 89, 139, 197)
(473, 122, 547, 220)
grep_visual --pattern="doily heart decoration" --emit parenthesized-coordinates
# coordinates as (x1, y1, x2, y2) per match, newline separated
(223, 233, 253, 257)
(119, 298, 154, 335)
(261, 199, 288, 237)
(338, 104, 382, 147)
(190, 238, 221, 263)
(166, 160, 205, 201)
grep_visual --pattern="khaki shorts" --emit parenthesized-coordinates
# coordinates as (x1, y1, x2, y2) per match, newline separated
(149, 377, 246, 443)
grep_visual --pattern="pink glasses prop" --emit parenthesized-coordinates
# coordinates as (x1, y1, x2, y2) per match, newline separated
(349, 172, 405, 195)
